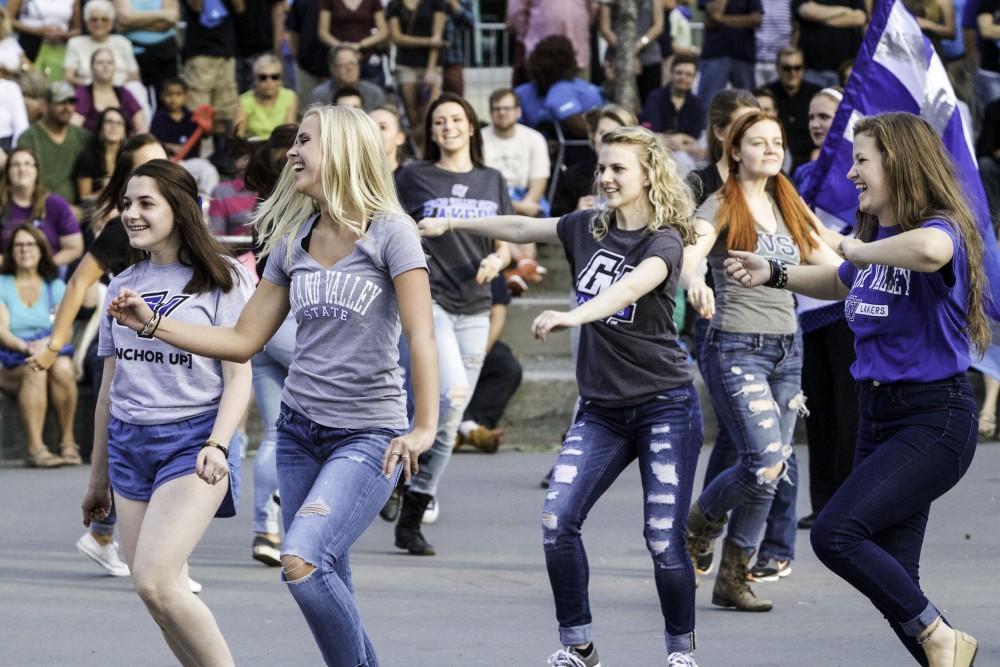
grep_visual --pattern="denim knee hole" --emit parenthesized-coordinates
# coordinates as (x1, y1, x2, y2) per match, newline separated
(281, 554, 317, 583)
(295, 499, 331, 518)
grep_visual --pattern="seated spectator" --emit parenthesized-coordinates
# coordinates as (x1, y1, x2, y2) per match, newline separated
(0, 224, 78, 467)
(0, 5, 32, 78)
(514, 34, 603, 139)
(369, 104, 409, 174)
(235, 54, 298, 139)
(8, 0, 80, 82)
(63, 0, 140, 87)
(550, 103, 637, 217)
(73, 107, 127, 203)
(976, 97, 1000, 221)
(0, 148, 84, 268)
(386, 0, 446, 147)
(71, 49, 147, 134)
(113, 0, 180, 96)
(764, 46, 821, 172)
(454, 276, 522, 453)
(794, 0, 866, 88)
(332, 86, 364, 108)
(318, 0, 389, 86)
(0, 77, 29, 151)
(307, 45, 387, 111)
(17, 81, 91, 203)
(481, 88, 550, 217)
(696, 0, 762, 106)
(640, 53, 706, 166)
(207, 151, 257, 239)
(18, 71, 49, 124)
(150, 77, 202, 159)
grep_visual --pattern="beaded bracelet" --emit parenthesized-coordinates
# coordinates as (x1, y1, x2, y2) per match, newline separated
(764, 259, 789, 289)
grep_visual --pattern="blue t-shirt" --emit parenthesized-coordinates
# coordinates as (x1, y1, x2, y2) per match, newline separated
(514, 78, 603, 130)
(0, 275, 65, 339)
(838, 219, 971, 383)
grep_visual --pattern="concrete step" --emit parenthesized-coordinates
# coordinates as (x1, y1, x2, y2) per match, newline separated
(502, 295, 574, 360)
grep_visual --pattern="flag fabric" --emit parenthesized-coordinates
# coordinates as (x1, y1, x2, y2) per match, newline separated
(800, 0, 1000, 370)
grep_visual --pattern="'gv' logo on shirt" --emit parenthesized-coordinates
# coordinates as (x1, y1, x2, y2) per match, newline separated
(576, 249, 636, 325)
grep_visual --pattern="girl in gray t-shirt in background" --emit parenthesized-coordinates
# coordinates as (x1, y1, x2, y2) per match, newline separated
(82, 160, 254, 666)
(108, 106, 439, 667)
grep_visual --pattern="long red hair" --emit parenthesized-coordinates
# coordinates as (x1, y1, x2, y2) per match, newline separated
(715, 111, 818, 254)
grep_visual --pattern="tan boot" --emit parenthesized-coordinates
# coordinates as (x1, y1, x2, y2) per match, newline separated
(686, 502, 727, 573)
(711, 540, 773, 612)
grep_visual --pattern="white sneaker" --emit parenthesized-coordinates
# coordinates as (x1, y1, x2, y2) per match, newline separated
(668, 652, 699, 667)
(423, 497, 439, 524)
(547, 646, 600, 667)
(76, 532, 130, 577)
(188, 577, 202, 594)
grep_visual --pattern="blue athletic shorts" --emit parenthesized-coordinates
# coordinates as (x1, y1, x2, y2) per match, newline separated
(107, 411, 241, 517)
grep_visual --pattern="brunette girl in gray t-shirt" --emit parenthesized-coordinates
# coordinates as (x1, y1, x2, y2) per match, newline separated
(108, 106, 438, 667)
(82, 160, 253, 666)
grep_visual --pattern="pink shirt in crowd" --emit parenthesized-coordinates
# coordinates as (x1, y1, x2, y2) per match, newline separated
(505, 0, 598, 71)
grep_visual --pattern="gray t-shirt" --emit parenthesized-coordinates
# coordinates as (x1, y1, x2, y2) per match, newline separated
(262, 212, 427, 429)
(698, 193, 801, 334)
(98, 258, 254, 425)
(395, 161, 514, 315)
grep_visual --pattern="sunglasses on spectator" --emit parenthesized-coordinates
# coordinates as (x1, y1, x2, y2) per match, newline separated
(781, 64, 804, 73)
(257, 73, 281, 81)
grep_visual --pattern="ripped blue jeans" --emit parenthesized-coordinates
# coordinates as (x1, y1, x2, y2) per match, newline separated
(698, 330, 804, 555)
(275, 403, 402, 667)
(542, 385, 703, 654)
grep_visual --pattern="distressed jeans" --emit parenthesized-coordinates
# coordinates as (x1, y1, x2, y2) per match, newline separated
(811, 376, 977, 665)
(542, 385, 703, 654)
(251, 312, 296, 535)
(408, 303, 489, 497)
(696, 319, 798, 561)
(275, 403, 402, 667)
(698, 330, 804, 554)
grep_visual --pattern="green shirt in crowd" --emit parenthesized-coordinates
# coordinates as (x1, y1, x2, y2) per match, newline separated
(17, 123, 91, 204)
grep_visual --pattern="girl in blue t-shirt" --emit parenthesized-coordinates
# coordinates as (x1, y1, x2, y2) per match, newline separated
(726, 112, 983, 666)
(109, 106, 439, 667)
(419, 125, 704, 667)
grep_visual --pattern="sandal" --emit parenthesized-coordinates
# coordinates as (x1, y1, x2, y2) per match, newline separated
(26, 449, 64, 468)
(60, 444, 83, 465)
(978, 412, 996, 439)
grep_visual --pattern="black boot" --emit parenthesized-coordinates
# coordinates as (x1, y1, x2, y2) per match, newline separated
(395, 490, 435, 555)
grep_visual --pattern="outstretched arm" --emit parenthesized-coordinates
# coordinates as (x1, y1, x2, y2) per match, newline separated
(532, 256, 669, 340)
(108, 278, 291, 363)
(418, 214, 561, 245)
(839, 228, 953, 272)
(725, 250, 849, 300)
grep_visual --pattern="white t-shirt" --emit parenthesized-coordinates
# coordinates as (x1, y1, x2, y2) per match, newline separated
(15, 0, 74, 31)
(0, 80, 29, 143)
(480, 123, 551, 191)
(64, 35, 140, 87)
(670, 8, 692, 51)
(0, 37, 25, 73)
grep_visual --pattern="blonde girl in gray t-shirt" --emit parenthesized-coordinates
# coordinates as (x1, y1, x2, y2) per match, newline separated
(82, 160, 253, 666)
(108, 106, 439, 667)
(679, 110, 841, 612)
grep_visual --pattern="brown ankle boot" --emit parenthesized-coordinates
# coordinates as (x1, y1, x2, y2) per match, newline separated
(686, 502, 727, 571)
(711, 540, 773, 612)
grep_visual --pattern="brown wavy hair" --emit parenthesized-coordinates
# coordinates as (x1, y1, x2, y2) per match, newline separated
(526, 35, 578, 95)
(423, 93, 485, 167)
(122, 160, 240, 294)
(0, 223, 59, 281)
(706, 89, 760, 164)
(852, 112, 990, 354)
(714, 111, 818, 255)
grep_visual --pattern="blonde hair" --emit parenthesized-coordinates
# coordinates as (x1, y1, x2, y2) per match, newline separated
(852, 112, 991, 354)
(253, 105, 405, 261)
(590, 126, 697, 245)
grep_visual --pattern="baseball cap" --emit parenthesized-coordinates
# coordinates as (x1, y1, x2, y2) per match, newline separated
(48, 81, 78, 104)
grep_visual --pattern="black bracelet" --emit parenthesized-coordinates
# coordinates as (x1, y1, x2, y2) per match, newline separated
(202, 440, 230, 458)
(764, 259, 788, 289)
(149, 312, 163, 338)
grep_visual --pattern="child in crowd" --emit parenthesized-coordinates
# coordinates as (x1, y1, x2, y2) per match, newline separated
(150, 78, 202, 160)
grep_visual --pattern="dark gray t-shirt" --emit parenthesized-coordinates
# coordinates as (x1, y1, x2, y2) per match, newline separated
(697, 193, 801, 334)
(262, 212, 427, 429)
(98, 258, 254, 425)
(395, 161, 514, 315)
(557, 210, 693, 407)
